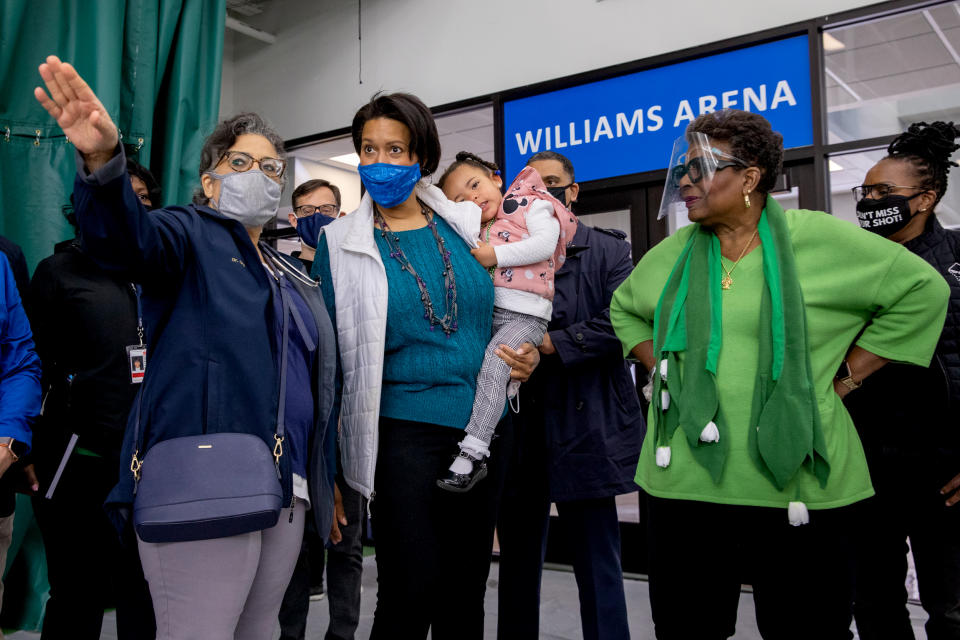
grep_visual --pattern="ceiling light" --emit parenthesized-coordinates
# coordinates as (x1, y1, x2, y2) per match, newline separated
(330, 153, 360, 167)
(829, 159, 844, 172)
(823, 32, 846, 52)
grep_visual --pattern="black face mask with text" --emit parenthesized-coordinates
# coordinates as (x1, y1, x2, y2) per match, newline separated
(855, 193, 923, 237)
(546, 184, 572, 208)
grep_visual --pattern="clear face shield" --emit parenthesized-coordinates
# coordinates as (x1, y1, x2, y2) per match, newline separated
(657, 132, 747, 220)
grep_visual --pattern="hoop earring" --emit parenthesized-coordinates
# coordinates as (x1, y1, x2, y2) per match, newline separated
(744, 193, 751, 209)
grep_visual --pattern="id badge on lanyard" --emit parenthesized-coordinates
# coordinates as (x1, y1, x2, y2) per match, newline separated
(126, 284, 146, 384)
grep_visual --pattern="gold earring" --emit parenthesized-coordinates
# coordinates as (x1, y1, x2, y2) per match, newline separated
(744, 193, 751, 209)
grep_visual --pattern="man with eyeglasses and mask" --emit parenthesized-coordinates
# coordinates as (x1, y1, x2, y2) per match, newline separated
(286, 179, 343, 273)
(496, 150, 643, 640)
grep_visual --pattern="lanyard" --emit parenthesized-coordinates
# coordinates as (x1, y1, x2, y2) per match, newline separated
(131, 283, 145, 347)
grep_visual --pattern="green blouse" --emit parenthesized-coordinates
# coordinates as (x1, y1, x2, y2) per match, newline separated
(611, 209, 949, 509)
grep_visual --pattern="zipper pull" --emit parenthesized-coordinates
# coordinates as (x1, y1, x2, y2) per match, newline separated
(273, 435, 284, 479)
(289, 495, 296, 523)
(130, 449, 142, 494)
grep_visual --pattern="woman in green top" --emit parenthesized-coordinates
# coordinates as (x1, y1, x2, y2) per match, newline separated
(610, 109, 950, 639)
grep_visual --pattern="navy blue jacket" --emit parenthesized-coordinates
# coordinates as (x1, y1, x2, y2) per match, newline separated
(519, 223, 645, 502)
(73, 147, 337, 537)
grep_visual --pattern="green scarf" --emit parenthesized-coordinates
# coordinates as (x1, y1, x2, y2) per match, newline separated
(651, 196, 830, 491)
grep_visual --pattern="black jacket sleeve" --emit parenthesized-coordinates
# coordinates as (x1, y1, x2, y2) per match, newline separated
(551, 236, 634, 367)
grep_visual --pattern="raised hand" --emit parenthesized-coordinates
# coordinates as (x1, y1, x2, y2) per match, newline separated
(34, 55, 118, 169)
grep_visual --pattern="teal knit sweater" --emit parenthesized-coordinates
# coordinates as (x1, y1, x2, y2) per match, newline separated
(313, 216, 494, 429)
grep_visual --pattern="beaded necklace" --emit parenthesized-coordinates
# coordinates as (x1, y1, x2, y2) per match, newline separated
(483, 218, 496, 278)
(374, 200, 459, 336)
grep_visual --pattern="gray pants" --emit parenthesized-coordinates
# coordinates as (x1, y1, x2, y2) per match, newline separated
(138, 502, 305, 640)
(465, 307, 547, 450)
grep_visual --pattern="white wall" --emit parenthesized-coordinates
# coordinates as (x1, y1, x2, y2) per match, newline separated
(220, 28, 237, 120)
(292, 157, 362, 214)
(228, 0, 882, 141)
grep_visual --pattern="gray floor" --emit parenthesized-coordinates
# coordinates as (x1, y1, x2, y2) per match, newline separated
(8, 556, 930, 639)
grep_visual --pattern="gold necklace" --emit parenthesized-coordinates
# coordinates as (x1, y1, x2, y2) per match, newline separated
(719, 227, 759, 290)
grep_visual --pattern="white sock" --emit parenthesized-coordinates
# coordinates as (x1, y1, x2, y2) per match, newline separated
(449, 455, 474, 474)
(459, 434, 491, 458)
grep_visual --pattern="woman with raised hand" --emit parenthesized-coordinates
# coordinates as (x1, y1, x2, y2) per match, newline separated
(35, 55, 337, 640)
(846, 121, 960, 640)
(610, 109, 949, 639)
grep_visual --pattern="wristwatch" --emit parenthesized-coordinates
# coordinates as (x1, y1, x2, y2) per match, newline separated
(0, 438, 27, 462)
(836, 360, 862, 392)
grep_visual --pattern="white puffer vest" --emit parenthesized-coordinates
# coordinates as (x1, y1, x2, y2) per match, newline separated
(322, 182, 480, 500)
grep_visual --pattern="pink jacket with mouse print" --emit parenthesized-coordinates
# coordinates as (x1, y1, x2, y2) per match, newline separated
(487, 166, 579, 301)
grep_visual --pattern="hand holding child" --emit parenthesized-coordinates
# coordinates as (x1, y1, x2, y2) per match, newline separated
(470, 242, 498, 268)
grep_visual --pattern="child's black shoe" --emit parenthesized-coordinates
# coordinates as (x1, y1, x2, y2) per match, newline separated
(436, 453, 488, 493)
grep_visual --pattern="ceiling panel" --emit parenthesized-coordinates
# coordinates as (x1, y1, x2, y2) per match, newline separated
(825, 85, 858, 107)
(848, 63, 960, 100)
(942, 24, 960, 54)
(826, 12, 931, 51)
(434, 109, 494, 135)
(826, 33, 952, 85)
(929, 3, 960, 29)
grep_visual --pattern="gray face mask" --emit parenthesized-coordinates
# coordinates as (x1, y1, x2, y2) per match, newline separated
(207, 170, 281, 228)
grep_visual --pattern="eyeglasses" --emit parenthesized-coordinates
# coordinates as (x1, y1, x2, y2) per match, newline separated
(294, 204, 338, 217)
(852, 183, 927, 202)
(670, 157, 743, 186)
(217, 150, 287, 179)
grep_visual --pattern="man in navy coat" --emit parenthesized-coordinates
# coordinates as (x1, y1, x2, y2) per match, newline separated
(496, 151, 644, 640)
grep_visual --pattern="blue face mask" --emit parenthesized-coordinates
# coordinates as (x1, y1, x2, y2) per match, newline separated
(294, 210, 336, 249)
(357, 162, 421, 208)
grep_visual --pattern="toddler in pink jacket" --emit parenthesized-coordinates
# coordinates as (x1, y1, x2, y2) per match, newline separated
(435, 152, 577, 492)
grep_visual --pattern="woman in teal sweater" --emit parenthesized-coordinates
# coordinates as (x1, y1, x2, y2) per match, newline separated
(611, 109, 949, 639)
(311, 92, 538, 639)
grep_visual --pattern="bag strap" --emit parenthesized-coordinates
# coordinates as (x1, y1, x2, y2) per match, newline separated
(269, 256, 291, 444)
(131, 256, 292, 487)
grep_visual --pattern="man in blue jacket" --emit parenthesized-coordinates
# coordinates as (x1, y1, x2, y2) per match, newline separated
(0, 251, 42, 618)
(496, 151, 644, 640)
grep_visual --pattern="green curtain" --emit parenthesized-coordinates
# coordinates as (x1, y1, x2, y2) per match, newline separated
(0, 1, 224, 631)
(0, 0, 226, 272)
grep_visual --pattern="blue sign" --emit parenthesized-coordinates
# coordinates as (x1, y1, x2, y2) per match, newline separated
(503, 35, 812, 183)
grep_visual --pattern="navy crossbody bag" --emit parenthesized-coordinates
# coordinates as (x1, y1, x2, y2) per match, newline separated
(132, 259, 295, 543)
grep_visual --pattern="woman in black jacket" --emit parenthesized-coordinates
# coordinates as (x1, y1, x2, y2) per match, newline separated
(28, 159, 160, 640)
(847, 121, 960, 640)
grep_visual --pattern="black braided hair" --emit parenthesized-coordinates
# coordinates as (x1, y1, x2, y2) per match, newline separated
(887, 121, 960, 208)
(436, 151, 500, 190)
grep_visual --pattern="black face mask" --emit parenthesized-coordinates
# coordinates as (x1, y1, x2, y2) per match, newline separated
(855, 193, 922, 237)
(546, 184, 573, 208)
